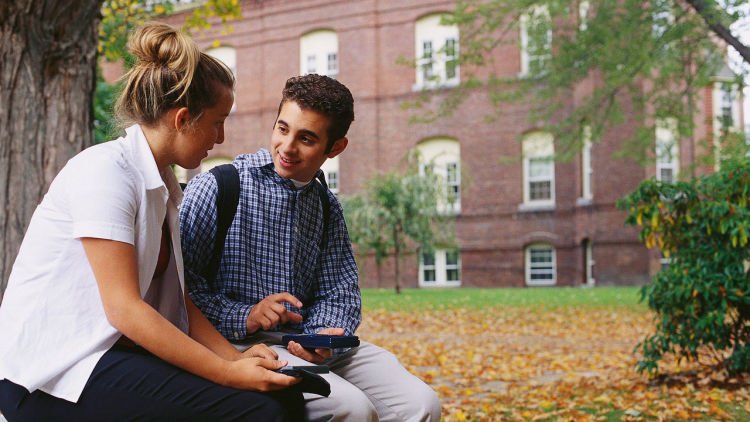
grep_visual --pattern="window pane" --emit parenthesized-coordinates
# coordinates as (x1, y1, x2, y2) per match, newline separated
(529, 247, 555, 281)
(530, 181, 551, 200)
(327, 52, 338, 77)
(529, 158, 552, 178)
(424, 269, 436, 282)
(659, 168, 673, 183)
(306, 55, 316, 74)
(445, 38, 457, 79)
(446, 268, 459, 282)
(446, 250, 458, 265)
(422, 252, 435, 266)
(422, 41, 434, 79)
(327, 170, 339, 191)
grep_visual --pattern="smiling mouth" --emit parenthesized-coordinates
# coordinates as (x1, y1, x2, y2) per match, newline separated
(278, 155, 300, 166)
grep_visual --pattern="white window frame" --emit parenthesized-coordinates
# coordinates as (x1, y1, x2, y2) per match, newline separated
(522, 132, 555, 208)
(320, 155, 340, 195)
(416, 138, 461, 214)
(711, 81, 742, 167)
(525, 244, 556, 286)
(300, 30, 338, 78)
(578, 0, 590, 31)
(520, 5, 552, 77)
(205, 46, 237, 112)
(415, 14, 460, 89)
(419, 249, 461, 287)
(584, 240, 595, 286)
(655, 117, 679, 183)
(580, 125, 593, 201)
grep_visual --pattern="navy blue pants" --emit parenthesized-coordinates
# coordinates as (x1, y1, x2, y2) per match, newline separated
(0, 345, 304, 421)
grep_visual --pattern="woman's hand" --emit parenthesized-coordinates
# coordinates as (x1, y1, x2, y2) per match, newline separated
(242, 343, 278, 360)
(223, 357, 301, 392)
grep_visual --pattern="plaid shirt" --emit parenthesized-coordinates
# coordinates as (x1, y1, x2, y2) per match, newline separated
(180, 149, 361, 341)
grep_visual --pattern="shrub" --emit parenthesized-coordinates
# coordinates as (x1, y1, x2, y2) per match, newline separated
(619, 158, 750, 376)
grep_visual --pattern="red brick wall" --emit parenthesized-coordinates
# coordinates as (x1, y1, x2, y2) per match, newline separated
(159, 0, 716, 288)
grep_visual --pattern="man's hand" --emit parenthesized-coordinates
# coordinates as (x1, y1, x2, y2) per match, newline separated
(287, 327, 345, 364)
(246, 293, 303, 334)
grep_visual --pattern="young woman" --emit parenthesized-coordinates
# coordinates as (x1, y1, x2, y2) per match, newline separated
(0, 22, 302, 420)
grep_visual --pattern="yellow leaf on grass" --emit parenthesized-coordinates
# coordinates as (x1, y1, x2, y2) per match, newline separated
(593, 394, 611, 404)
(539, 400, 555, 411)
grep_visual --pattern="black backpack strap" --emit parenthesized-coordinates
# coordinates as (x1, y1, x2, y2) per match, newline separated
(203, 164, 240, 282)
(314, 172, 331, 247)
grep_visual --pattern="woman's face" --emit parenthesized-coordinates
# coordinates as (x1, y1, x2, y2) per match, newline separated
(174, 86, 234, 169)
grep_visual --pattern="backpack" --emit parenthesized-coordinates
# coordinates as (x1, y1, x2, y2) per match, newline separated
(185, 164, 331, 283)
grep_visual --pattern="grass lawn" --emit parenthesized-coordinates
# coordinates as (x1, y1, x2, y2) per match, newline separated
(358, 286, 750, 421)
(361, 286, 647, 311)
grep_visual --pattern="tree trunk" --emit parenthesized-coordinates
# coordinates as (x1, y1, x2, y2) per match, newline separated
(393, 226, 401, 294)
(0, 1, 102, 300)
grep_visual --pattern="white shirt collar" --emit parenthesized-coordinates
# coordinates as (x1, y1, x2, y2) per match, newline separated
(126, 125, 165, 191)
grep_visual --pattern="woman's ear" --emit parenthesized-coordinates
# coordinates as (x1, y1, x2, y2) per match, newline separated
(327, 137, 348, 158)
(173, 107, 191, 131)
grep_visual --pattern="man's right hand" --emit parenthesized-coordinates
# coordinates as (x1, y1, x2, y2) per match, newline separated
(246, 292, 303, 334)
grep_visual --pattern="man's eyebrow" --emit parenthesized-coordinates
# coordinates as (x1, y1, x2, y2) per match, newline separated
(297, 129, 321, 140)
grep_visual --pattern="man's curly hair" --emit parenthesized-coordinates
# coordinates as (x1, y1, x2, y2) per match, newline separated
(277, 74, 355, 152)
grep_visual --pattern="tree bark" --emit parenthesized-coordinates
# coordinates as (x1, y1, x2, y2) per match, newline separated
(0, 0, 103, 299)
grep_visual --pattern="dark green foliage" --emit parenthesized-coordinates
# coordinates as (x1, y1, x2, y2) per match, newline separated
(619, 158, 750, 375)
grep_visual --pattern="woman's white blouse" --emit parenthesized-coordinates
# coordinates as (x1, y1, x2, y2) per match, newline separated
(0, 125, 188, 403)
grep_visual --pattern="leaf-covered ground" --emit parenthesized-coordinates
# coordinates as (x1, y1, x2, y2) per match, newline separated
(358, 306, 750, 421)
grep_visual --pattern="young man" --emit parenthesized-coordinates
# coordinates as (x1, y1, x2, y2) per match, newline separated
(180, 74, 441, 422)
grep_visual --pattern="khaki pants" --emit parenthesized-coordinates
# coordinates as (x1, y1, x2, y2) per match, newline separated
(235, 332, 441, 422)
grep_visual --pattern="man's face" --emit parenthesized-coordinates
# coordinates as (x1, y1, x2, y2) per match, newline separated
(271, 100, 344, 182)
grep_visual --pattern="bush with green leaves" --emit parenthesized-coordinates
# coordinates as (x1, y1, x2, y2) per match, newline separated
(619, 158, 750, 376)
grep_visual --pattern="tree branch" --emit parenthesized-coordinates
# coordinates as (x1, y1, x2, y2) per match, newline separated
(684, 0, 750, 64)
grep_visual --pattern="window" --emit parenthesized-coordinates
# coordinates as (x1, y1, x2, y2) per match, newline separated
(580, 125, 593, 201)
(306, 55, 317, 74)
(578, 0, 590, 31)
(417, 138, 461, 213)
(421, 252, 436, 284)
(415, 14, 460, 88)
(206, 46, 237, 112)
(655, 117, 679, 183)
(320, 155, 340, 195)
(583, 239, 595, 286)
(711, 79, 742, 168)
(520, 5, 551, 77)
(300, 30, 338, 78)
(715, 82, 740, 133)
(327, 52, 338, 76)
(419, 249, 461, 287)
(525, 244, 556, 286)
(522, 132, 555, 208)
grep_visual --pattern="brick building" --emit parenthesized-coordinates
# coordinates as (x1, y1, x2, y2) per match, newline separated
(143, 0, 745, 289)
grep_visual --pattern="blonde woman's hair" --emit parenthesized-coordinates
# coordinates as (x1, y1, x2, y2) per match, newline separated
(115, 22, 235, 127)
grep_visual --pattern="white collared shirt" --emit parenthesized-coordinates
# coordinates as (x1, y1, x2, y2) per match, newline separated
(0, 125, 188, 403)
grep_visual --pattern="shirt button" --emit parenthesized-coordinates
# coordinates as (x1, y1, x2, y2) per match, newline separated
(233, 331, 240, 340)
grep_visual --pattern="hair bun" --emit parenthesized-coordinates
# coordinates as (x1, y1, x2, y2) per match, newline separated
(128, 22, 199, 71)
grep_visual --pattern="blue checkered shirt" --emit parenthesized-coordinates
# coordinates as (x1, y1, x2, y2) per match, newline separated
(180, 149, 361, 341)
